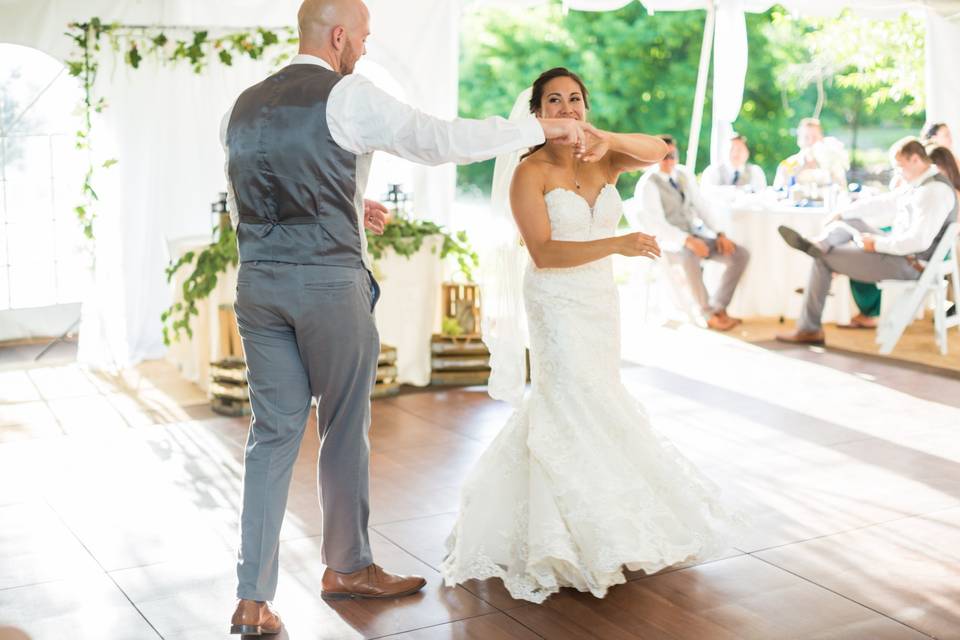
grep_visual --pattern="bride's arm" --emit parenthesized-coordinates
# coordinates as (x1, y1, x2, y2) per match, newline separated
(510, 163, 660, 269)
(581, 127, 668, 177)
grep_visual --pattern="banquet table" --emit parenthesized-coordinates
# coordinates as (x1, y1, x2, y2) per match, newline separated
(716, 193, 855, 325)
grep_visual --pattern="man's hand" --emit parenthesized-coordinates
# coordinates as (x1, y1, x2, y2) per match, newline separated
(716, 233, 736, 256)
(579, 123, 610, 163)
(685, 235, 710, 259)
(363, 199, 388, 235)
(861, 234, 877, 253)
(539, 118, 586, 155)
(618, 232, 661, 259)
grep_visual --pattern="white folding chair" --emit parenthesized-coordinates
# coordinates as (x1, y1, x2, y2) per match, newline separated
(877, 223, 960, 355)
(622, 195, 706, 327)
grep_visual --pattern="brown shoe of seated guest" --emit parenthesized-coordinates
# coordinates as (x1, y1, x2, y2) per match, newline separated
(837, 313, 878, 329)
(707, 312, 738, 332)
(230, 599, 282, 636)
(321, 563, 427, 601)
(775, 329, 826, 345)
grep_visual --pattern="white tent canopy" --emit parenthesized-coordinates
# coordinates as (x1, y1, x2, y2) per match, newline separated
(1, 0, 958, 368)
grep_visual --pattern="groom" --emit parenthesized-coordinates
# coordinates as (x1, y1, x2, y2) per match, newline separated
(224, 0, 591, 634)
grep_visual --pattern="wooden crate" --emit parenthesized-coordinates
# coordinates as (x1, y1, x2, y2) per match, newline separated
(374, 343, 399, 398)
(211, 395, 251, 417)
(430, 334, 490, 386)
(218, 304, 243, 358)
(441, 282, 481, 338)
(430, 370, 491, 386)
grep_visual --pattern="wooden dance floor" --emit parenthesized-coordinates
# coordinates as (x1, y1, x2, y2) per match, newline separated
(1, 324, 959, 639)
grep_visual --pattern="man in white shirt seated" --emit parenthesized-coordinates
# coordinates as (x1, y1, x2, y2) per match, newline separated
(635, 135, 750, 331)
(773, 118, 848, 190)
(701, 134, 767, 191)
(776, 137, 958, 344)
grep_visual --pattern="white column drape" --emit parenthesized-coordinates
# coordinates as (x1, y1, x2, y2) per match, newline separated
(924, 9, 960, 144)
(710, 0, 748, 167)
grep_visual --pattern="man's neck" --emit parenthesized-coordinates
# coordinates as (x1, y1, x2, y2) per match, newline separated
(296, 48, 339, 72)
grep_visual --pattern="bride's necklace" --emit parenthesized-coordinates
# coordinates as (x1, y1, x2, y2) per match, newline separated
(572, 159, 582, 190)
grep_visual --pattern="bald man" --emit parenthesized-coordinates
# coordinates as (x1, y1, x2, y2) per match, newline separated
(224, 0, 589, 634)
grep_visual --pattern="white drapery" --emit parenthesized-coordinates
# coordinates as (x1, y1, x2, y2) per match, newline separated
(0, 0, 459, 370)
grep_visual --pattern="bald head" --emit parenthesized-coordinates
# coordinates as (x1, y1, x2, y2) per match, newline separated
(297, 0, 369, 74)
(298, 0, 366, 47)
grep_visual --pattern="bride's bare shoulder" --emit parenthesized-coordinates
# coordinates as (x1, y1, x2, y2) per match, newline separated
(514, 153, 550, 183)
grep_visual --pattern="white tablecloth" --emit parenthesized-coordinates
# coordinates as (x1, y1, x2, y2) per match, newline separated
(719, 198, 854, 324)
(372, 236, 444, 386)
(165, 236, 443, 391)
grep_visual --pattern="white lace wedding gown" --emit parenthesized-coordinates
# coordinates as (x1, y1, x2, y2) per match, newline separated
(440, 184, 736, 603)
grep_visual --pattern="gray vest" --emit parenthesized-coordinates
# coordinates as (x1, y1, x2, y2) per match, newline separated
(227, 64, 366, 266)
(649, 172, 699, 234)
(917, 172, 958, 262)
(714, 164, 752, 187)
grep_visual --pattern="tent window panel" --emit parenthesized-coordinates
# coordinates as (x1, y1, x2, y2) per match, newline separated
(1, 44, 88, 312)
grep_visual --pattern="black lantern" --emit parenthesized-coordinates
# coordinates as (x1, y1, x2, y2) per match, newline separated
(384, 183, 412, 219)
(211, 191, 230, 235)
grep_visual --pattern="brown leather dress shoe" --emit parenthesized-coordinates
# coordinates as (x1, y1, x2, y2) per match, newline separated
(230, 599, 282, 636)
(321, 563, 427, 601)
(837, 313, 878, 330)
(775, 329, 826, 345)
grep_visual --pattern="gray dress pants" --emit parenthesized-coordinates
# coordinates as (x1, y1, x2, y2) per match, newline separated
(798, 218, 920, 331)
(669, 235, 751, 315)
(233, 261, 380, 601)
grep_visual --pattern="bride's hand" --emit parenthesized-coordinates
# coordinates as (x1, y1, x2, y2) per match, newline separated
(618, 232, 661, 259)
(579, 123, 610, 163)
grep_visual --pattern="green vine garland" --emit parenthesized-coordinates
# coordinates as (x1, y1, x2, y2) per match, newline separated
(64, 18, 297, 239)
(366, 218, 480, 283)
(161, 219, 238, 346)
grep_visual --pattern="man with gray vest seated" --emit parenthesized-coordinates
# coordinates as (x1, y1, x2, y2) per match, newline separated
(701, 134, 767, 191)
(776, 137, 958, 345)
(222, 0, 595, 634)
(635, 135, 750, 331)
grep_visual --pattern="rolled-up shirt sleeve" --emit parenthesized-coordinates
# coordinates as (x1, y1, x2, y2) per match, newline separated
(326, 74, 545, 165)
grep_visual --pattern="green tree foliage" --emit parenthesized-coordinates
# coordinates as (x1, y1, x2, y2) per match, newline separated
(457, 2, 925, 196)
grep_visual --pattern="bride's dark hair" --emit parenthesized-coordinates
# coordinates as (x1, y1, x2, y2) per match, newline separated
(520, 67, 590, 161)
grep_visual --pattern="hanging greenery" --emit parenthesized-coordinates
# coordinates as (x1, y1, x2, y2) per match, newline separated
(64, 18, 297, 240)
(161, 218, 238, 346)
(365, 218, 480, 283)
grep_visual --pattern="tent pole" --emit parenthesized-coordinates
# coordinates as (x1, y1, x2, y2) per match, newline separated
(686, 1, 716, 171)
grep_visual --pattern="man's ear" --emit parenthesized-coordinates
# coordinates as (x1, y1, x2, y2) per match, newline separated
(332, 25, 345, 50)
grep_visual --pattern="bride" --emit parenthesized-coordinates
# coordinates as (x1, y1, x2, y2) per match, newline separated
(440, 67, 737, 603)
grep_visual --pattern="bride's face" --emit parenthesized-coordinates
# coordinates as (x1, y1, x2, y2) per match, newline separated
(538, 77, 587, 122)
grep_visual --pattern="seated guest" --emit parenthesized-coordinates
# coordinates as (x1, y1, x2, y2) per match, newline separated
(702, 134, 767, 191)
(776, 138, 958, 345)
(923, 122, 953, 150)
(773, 118, 849, 190)
(635, 135, 750, 331)
(851, 139, 960, 327)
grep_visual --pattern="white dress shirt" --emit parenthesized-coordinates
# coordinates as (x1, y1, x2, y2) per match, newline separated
(701, 162, 767, 190)
(634, 166, 725, 253)
(220, 54, 545, 262)
(839, 165, 955, 256)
